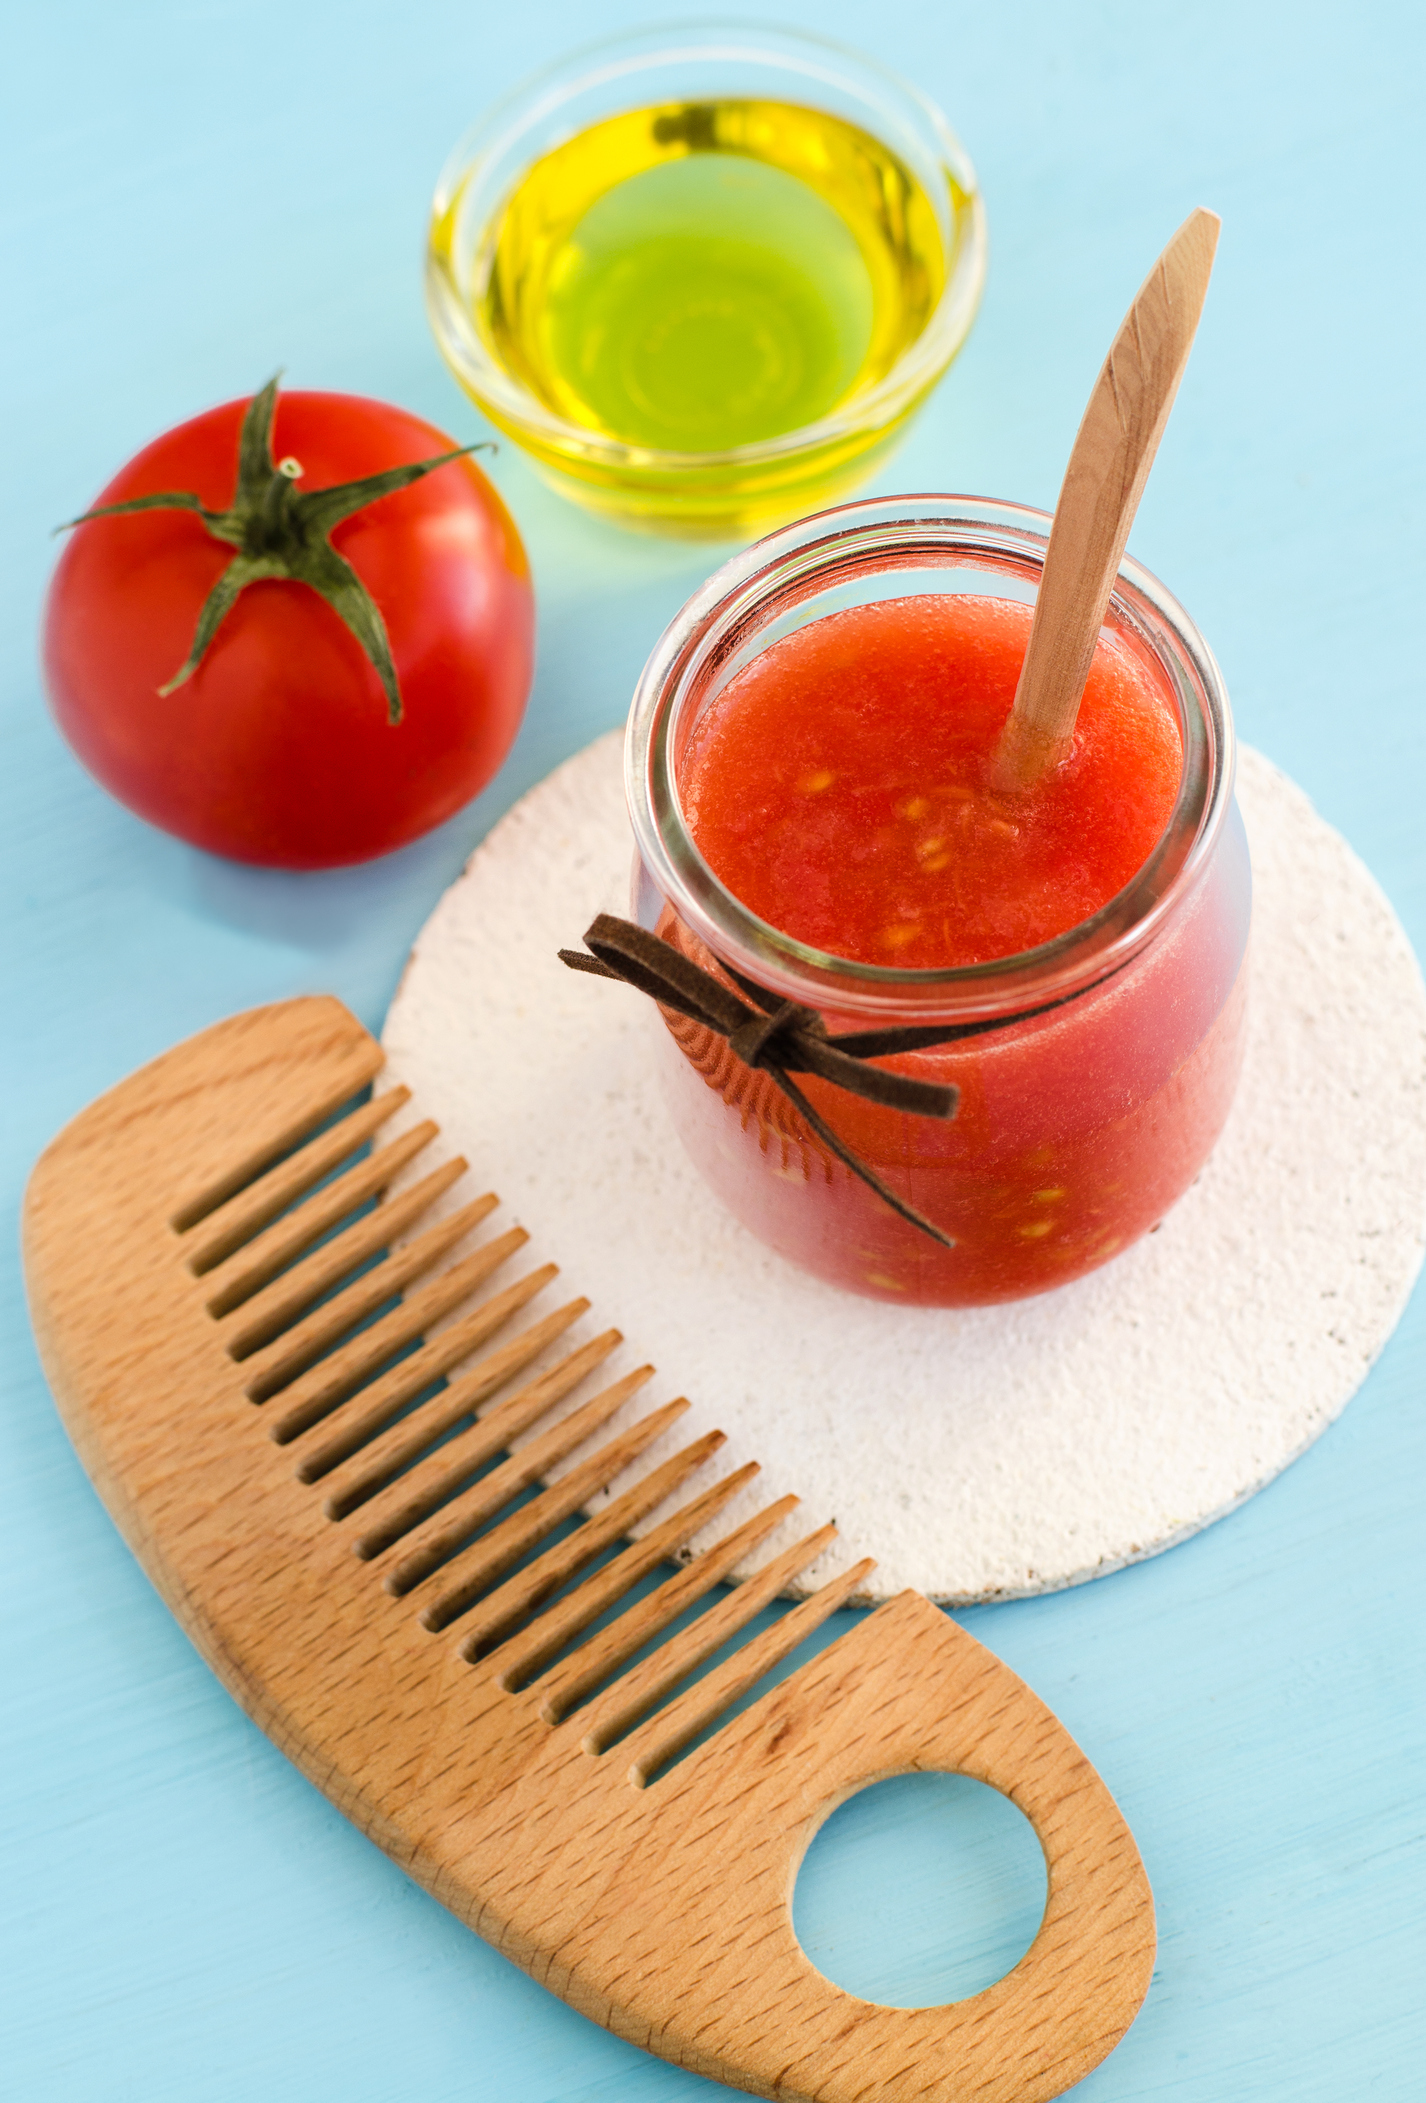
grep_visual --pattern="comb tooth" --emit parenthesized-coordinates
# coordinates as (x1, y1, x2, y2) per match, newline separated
(169, 1044, 388, 1236)
(578, 1523, 843, 1757)
(219, 1157, 467, 1355)
(347, 1328, 624, 1550)
(457, 1429, 729, 1664)
(533, 1486, 797, 1717)
(412, 1396, 691, 1630)
(321, 1300, 595, 1518)
(497, 1463, 768, 1696)
(203, 1121, 444, 1315)
(385, 1365, 655, 1594)
(238, 1194, 502, 1389)
(259, 1226, 526, 1433)
(285, 1263, 557, 1467)
(612, 1556, 876, 1787)
(183, 1088, 412, 1271)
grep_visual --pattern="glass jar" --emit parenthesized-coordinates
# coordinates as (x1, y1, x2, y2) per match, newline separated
(426, 24, 986, 538)
(625, 496, 1251, 1306)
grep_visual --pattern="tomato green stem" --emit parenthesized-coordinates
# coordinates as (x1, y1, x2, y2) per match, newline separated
(59, 375, 493, 724)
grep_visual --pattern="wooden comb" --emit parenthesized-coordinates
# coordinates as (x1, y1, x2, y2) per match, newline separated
(22, 995, 1154, 2102)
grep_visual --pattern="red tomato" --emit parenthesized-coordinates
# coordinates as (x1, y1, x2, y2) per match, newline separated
(43, 390, 535, 867)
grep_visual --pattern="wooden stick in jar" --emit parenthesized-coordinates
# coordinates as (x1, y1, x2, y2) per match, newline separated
(996, 206, 1221, 788)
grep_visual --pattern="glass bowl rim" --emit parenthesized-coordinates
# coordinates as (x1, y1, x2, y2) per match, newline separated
(425, 17, 988, 473)
(624, 492, 1236, 1021)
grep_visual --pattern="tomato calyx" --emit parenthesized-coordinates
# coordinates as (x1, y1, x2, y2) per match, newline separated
(59, 375, 491, 724)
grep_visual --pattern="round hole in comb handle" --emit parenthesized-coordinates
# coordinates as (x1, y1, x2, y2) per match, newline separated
(792, 1772, 1048, 2007)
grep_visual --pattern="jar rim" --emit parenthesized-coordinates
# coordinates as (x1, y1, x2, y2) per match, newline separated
(625, 493, 1236, 1021)
(425, 20, 987, 473)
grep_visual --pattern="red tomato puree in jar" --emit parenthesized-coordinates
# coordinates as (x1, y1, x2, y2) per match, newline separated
(654, 592, 1249, 1305)
(680, 595, 1181, 967)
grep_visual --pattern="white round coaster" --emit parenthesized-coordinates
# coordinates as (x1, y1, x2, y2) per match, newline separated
(382, 735, 1426, 1605)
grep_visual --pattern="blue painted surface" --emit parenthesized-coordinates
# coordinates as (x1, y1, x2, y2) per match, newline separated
(2, 3, 1422, 2097)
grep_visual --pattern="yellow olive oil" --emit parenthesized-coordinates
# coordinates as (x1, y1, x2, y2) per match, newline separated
(432, 98, 973, 532)
(478, 100, 945, 451)
(518, 150, 872, 450)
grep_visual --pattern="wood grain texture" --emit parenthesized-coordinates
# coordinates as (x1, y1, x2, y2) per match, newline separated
(999, 207, 1220, 782)
(20, 996, 1155, 2103)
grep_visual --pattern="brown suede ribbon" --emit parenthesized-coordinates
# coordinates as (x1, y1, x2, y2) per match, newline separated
(559, 913, 1069, 1249)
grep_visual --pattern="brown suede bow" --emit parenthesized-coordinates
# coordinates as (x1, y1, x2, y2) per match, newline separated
(559, 914, 985, 1246)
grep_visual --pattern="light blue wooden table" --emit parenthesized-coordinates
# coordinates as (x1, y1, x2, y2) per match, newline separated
(4, 4, 1422, 2097)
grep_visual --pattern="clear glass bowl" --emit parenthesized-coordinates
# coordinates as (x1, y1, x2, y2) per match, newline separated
(426, 23, 987, 538)
(625, 495, 1252, 1305)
